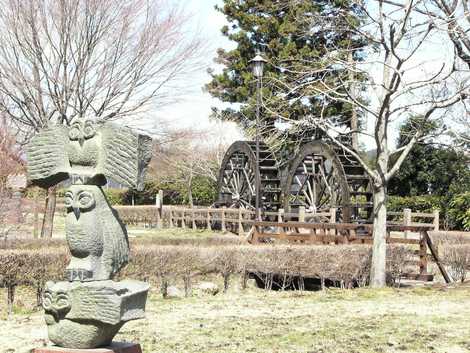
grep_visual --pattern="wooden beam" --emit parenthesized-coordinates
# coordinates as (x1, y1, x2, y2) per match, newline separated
(424, 231, 452, 284)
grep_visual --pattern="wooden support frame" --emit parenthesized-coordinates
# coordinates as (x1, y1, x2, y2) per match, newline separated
(248, 221, 446, 283)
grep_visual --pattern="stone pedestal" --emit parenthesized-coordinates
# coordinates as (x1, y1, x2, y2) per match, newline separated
(33, 342, 142, 353)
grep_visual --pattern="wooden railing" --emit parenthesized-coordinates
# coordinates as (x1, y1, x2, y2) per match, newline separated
(387, 208, 439, 232)
(161, 206, 335, 235)
(249, 221, 451, 283)
(56, 202, 441, 233)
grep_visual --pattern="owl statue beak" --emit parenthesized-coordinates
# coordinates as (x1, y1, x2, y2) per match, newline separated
(72, 206, 81, 220)
(79, 137, 85, 147)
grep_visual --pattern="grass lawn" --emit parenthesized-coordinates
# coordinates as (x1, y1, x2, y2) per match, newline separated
(3, 283, 470, 353)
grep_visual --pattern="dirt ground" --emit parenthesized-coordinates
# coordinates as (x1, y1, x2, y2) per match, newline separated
(3, 282, 470, 353)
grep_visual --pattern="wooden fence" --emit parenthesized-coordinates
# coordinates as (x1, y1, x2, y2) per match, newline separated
(108, 204, 440, 233)
(248, 221, 451, 283)
(161, 206, 336, 235)
(55, 201, 441, 234)
(387, 208, 439, 238)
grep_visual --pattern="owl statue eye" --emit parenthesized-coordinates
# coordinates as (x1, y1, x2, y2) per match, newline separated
(64, 191, 74, 208)
(83, 120, 96, 139)
(42, 291, 53, 311)
(78, 191, 95, 210)
(55, 292, 70, 312)
(69, 122, 82, 141)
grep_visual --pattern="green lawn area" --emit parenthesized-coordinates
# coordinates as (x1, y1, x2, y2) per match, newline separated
(3, 284, 470, 352)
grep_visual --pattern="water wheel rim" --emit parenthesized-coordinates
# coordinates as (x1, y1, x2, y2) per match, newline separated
(283, 141, 351, 222)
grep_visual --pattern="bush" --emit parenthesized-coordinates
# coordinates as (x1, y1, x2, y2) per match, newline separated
(448, 193, 470, 231)
(387, 194, 470, 231)
(0, 239, 435, 311)
(387, 195, 442, 213)
(0, 248, 68, 315)
(121, 177, 217, 206)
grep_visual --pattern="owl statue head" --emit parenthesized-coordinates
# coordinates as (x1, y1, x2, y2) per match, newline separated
(68, 119, 97, 146)
(26, 119, 152, 190)
(42, 280, 149, 349)
(64, 184, 97, 220)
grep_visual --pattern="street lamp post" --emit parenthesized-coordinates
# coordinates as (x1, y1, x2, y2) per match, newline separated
(250, 52, 267, 221)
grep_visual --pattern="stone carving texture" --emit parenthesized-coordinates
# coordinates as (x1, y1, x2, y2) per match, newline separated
(26, 119, 152, 349)
(43, 281, 149, 349)
(26, 120, 152, 190)
(64, 184, 129, 281)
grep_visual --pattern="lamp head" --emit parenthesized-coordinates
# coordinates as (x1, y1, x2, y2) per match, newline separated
(250, 52, 267, 78)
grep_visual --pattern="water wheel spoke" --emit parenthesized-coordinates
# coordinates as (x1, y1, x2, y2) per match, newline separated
(243, 168, 255, 196)
(293, 175, 309, 204)
(218, 141, 280, 213)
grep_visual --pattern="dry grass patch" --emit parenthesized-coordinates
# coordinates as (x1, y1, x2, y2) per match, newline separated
(3, 284, 470, 352)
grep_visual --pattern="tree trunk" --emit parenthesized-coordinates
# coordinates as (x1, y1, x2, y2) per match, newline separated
(187, 174, 193, 207)
(7, 284, 15, 317)
(160, 276, 168, 298)
(41, 186, 56, 238)
(183, 274, 191, 297)
(241, 269, 248, 290)
(223, 272, 230, 293)
(370, 185, 388, 287)
(33, 189, 39, 238)
(36, 283, 44, 307)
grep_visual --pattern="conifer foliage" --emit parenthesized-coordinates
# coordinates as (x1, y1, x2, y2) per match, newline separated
(206, 0, 366, 148)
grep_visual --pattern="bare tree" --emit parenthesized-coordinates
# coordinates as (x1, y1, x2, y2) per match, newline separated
(382, 0, 470, 145)
(0, 117, 23, 190)
(153, 127, 230, 207)
(0, 0, 204, 236)
(427, 0, 470, 145)
(264, 0, 469, 287)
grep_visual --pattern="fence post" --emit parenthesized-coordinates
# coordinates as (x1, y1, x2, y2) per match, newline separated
(299, 206, 305, 223)
(181, 209, 186, 229)
(277, 208, 284, 233)
(419, 231, 428, 275)
(155, 190, 163, 229)
(206, 210, 211, 231)
(238, 208, 243, 236)
(192, 209, 196, 230)
(329, 208, 337, 235)
(433, 210, 440, 231)
(221, 207, 226, 232)
(403, 208, 411, 239)
(169, 208, 174, 228)
(329, 208, 336, 223)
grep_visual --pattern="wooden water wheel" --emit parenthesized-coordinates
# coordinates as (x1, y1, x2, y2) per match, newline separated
(283, 141, 373, 223)
(217, 141, 281, 211)
(217, 140, 373, 223)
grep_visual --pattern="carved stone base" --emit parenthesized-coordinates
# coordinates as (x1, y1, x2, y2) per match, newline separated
(33, 342, 142, 353)
(43, 280, 149, 349)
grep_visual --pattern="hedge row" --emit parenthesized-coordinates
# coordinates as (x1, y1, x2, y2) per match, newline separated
(0, 234, 243, 250)
(1, 243, 417, 315)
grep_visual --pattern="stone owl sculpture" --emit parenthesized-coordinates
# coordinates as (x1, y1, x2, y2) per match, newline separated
(64, 184, 129, 282)
(43, 280, 149, 348)
(26, 119, 152, 190)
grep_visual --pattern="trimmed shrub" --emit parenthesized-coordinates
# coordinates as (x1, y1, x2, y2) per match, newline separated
(0, 248, 68, 314)
(0, 238, 436, 311)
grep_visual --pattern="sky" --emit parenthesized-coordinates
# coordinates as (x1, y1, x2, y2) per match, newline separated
(152, 0, 243, 144)
(152, 0, 464, 152)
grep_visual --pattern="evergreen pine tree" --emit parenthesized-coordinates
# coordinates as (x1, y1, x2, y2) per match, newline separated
(206, 0, 367, 151)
